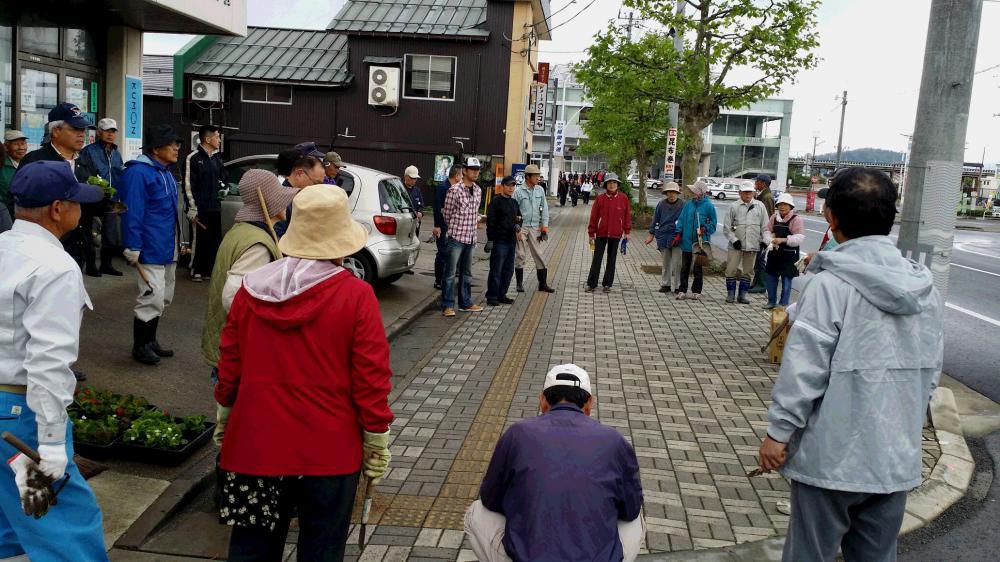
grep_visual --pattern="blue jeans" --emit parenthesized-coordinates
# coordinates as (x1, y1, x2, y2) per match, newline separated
(486, 241, 515, 302)
(0, 392, 107, 562)
(765, 273, 794, 306)
(434, 230, 449, 286)
(442, 238, 474, 309)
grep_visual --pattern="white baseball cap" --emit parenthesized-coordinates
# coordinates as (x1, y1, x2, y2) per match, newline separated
(738, 183, 755, 192)
(543, 364, 592, 395)
(404, 165, 420, 179)
(96, 118, 118, 131)
(465, 157, 482, 169)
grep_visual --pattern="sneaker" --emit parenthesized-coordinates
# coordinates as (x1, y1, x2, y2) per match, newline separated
(689, 293, 702, 301)
(675, 292, 686, 300)
(602, 286, 611, 293)
(763, 303, 777, 310)
(585, 286, 596, 293)
(443, 308, 456, 318)
(498, 297, 515, 304)
(191, 273, 203, 283)
(433, 282, 442, 290)
(460, 304, 484, 312)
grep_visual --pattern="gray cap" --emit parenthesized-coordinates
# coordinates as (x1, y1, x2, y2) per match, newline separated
(3, 130, 27, 142)
(603, 172, 620, 186)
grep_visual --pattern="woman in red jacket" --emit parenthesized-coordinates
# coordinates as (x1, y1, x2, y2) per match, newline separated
(215, 184, 393, 562)
(587, 173, 632, 292)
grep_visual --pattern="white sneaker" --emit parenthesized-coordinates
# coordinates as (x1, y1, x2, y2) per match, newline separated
(191, 274, 203, 283)
(675, 292, 686, 300)
(690, 293, 702, 301)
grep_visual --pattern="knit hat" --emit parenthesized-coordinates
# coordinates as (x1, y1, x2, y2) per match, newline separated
(278, 185, 367, 260)
(234, 169, 298, 224)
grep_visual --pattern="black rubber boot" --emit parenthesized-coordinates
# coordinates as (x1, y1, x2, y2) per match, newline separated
(537, 269, 556, 293)
(132, 318, 160, 365)
(515, 268, 525, 292)
(149, 317, 174, 358)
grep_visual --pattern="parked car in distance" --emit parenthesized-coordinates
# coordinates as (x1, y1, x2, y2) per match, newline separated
(709, 182, 743, 200)
(627, 174, 663, 189)
(214, 154, 420, 285)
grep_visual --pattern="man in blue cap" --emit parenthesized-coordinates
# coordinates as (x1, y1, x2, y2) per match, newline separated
(19, 103, 101, 271)
(119, 125, 183, 366)
(0, 160, 108, 562)
(749, 174, 776, 294)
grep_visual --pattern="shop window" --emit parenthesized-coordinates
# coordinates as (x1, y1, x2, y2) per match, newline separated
(64, 29, 99, 65)
(404, 55, 456, 101)
(21, 27, 59, 58)
(242, 83, 293, 105)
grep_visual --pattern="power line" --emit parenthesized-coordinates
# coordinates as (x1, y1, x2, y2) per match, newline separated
(975, 62, 1000, 74)
(544, 0, 602, 37)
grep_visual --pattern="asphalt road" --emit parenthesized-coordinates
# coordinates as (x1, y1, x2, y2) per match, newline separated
(642, 189, 1000, 403)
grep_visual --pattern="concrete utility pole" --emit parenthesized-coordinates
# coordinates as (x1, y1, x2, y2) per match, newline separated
(664, 0, 684, 182)
(897, 0, 983, 299)
(834, 90, 848, 168)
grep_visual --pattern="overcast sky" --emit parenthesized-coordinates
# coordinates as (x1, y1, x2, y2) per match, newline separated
(145, 0, 1000, 165)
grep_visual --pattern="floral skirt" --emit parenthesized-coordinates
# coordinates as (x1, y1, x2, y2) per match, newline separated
(218, 471, 289, 531)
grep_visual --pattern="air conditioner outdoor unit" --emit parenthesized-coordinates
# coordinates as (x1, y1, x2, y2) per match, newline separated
(191, 80, 222, 103)
(368, 66, 400, 107)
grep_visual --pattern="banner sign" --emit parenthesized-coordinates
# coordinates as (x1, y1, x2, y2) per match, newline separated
(532, 85, 547, 132)
(663, 127, 678, 180)
(123, 75, 143, 161)
(537, 62, 550, 85)
(553, 120, 566, 156)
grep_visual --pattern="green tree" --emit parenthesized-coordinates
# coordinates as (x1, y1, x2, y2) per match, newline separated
(575, 27, 675, 210)
(609, 0, 820, 192)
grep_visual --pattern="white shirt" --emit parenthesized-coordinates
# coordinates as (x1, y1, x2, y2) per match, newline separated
(0, 221, 92, 444)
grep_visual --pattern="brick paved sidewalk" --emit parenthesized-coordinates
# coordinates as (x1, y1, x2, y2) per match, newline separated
(331, 204, 943, 561)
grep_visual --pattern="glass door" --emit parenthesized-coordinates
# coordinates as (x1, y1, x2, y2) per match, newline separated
(65, 74, 99, 144)
(19, 66, 58, 151)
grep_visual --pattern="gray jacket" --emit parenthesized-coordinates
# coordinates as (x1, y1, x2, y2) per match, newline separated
(768, 236, 943, 493)
(725, 199, 770, 249)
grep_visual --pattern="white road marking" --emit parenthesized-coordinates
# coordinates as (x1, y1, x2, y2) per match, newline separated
(954, 243, 1000, 260)
(946, 303, 1000, 328)
(806, 228, 827, 235)
(951, 263, 1000, 278)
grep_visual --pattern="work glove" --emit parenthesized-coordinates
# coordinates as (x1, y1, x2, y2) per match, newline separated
(537, 231, 549, 243)
(123, 248, 141, 265)
(672, 233, 681, 247)
(732, 240, 742, 251)
(213, 404, 231, 448)
(362, 430, 392, 484)
(37, 443, 68, 481)
(484, 241, 493, 253)
(7, 454, 57, 518)
(186, 208, 198, 223)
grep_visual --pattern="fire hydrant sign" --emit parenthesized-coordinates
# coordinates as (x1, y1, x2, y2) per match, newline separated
(663, 128, 678, 180)
(123, 75, 143, 161)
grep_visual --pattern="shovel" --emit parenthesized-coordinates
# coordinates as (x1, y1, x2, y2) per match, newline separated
(358, 476, 376, 551)
(133, 263, 154, 297)
(2, 431, 70, 516)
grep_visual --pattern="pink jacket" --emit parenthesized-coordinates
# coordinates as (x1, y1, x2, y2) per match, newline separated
(766, 212, 805, 247)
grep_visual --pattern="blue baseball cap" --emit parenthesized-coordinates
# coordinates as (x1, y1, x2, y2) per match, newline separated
(48, 102, 93, 129)
(755, 174, 772, 185)
(294, 142, 325, 159)
(11, 161, 104, 208)
(500, 175, 516, 186)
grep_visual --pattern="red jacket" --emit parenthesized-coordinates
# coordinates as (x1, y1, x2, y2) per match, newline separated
(215, 270, 393, 476)
(588, 191, 632, 239)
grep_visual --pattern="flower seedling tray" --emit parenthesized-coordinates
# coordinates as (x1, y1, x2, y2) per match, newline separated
(72, 439, 119, 461)
(118, 421, 216, 466)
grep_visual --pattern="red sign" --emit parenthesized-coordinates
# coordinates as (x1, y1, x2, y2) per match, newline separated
(537, 62, 550, 85)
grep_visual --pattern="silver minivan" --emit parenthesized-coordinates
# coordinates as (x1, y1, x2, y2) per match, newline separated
(215, 155, 420, 285)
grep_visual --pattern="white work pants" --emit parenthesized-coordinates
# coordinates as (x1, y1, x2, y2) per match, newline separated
(134, 263, 176, 322)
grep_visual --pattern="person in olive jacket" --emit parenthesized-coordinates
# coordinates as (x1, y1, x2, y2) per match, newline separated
(586, 173, 632, 293)
(485, 176, 522, 306)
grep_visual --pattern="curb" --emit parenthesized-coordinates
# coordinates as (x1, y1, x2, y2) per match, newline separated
(899, 386, 975, 534)
(113, 291, 441, 551)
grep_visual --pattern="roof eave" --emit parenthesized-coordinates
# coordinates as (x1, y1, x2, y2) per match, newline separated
(337, 30, 490, 42)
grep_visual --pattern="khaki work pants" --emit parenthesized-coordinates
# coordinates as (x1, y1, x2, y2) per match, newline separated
(515, 226, 546, 270)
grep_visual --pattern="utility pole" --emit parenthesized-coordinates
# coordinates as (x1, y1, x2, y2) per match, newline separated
(834, 90, 848, 168)
(664, 1, 684, 183)
(548, 77, 560, 197)
(897, 0, 983, 299)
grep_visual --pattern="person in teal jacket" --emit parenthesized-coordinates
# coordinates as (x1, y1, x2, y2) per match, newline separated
(675, 180, 717, 300)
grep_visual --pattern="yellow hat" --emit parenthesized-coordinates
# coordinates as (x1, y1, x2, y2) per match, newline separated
(278, 185, 367, 260)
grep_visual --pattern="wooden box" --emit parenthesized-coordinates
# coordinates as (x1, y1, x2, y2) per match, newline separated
(768, 308, 790, 364)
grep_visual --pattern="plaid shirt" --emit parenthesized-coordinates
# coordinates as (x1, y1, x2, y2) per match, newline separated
(442, 181, 482, 244)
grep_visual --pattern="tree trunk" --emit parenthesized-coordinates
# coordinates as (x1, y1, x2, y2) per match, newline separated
(636, 142, 649, 210)
(679, 99, 720, 198)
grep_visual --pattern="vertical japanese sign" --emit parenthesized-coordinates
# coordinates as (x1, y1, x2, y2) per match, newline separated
(532, 84, 547, 132)
(553, 120, 567, 157)
(663, 127, 678, 180)
(90, 82, 98, 113)
(124, 75, 143, 161)
(537, 62, 550, 86)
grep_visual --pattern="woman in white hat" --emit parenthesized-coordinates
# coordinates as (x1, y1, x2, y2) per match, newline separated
(215, 185, 394, 561)
(763, 192, 805, 309)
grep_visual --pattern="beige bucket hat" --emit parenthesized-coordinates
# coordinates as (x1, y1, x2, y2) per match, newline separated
(278, 185, 368, 260)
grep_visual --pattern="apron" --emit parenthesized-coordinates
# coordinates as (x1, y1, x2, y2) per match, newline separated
(765, 214, 800, 278)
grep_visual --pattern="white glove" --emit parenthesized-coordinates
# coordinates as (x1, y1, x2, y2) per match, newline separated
(37, 443, 68, 481)
(7, 454, 56, 518)
(186, 208, 198, 223)
(123, 248, 141, 265)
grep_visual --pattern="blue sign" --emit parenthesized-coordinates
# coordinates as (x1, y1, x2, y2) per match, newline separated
(512, 163, 526, 186)
(123, 75, 143, 160)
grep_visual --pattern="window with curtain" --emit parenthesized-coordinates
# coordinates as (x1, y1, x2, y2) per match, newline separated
(404, 55, 456, 100)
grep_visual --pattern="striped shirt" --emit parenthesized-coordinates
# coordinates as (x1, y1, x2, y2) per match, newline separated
(442, 181, 482, 244)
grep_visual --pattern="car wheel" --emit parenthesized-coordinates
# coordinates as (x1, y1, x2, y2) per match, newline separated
(343, 251, 377, 285)
(717, 193, 726, 200)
